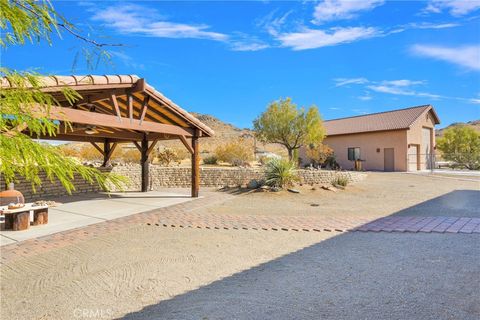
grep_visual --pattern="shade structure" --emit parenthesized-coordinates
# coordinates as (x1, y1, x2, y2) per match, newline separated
(3, 75, 214, 197)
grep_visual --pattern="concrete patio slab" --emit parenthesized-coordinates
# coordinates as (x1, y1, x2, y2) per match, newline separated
(0, 191, 195, 245)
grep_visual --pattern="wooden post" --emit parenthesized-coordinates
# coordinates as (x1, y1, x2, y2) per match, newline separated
(141, 134, 149, 192)
(191, 130, 200, 197)
(102, 139, 111, 167)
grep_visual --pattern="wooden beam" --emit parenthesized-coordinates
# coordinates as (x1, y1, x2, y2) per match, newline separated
(58, 125, 144, 140)
(179, 135, 194, 154)
(133, 141, 142, 152)
(139, 95, 149, 125)
(128, 93, 133, 124)
(107, 142, 118, 159)
(141, 134, 149, 192)
(110, 94, 122, 122)
(90, 142, 105, 156)
(191, 130, 200, 198)
(41, 105, 195, 137)
(146, 139, 159, 157)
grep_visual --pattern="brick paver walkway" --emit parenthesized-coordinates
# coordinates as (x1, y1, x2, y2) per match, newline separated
(1, 191, 479, 264)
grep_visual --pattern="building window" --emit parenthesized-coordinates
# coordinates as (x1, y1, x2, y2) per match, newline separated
(348, 147, 361, 161)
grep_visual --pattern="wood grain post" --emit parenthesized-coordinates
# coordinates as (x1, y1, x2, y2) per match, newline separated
(102, 139, 111, 167)
(191, 130, 200, 198)
(141, 134, 149, 192)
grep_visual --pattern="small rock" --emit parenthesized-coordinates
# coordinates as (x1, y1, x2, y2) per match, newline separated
(270, 187, 281, 192)
(321, 185, 337, 192)
(311, 187, 317, 191)
(287, 188, 300, 194)
(247, 180, 260, 189)
(310, 203, 320, 207)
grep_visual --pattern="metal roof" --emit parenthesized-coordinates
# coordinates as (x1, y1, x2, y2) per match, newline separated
(324, 105, 440, 136)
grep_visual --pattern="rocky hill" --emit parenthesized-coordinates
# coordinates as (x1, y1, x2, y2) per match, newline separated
(436, 120, 480, 137)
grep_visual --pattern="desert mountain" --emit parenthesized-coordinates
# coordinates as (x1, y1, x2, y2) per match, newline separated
(436, 120, 480, 137)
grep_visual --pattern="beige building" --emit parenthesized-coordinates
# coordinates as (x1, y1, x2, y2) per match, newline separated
(300, 105, 440, 172)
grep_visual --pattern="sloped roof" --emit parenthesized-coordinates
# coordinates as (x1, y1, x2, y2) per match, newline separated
(1, 74, 214, 138)
(324, 105, 440, 136)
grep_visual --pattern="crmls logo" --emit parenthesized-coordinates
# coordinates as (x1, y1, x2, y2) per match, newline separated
(73, 308, 113, 319)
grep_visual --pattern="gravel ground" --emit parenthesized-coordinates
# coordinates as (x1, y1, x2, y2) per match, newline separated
(122, 232, 480, 320)
(199, 172, 479, 219)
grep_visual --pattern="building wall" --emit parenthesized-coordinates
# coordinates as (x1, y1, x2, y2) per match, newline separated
(406, 109, 437, 170)
(300, 130, 409, 171)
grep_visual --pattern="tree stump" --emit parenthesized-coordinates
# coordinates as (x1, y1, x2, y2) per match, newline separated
(33, 209, 49, 225)
(11, 212, 30, 231)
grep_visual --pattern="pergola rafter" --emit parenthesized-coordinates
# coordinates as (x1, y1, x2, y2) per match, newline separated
(6, 75, 214, 197)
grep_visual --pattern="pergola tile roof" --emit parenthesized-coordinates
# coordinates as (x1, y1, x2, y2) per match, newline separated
(324, 105, 440, 136)
(2, 74, 214, 138)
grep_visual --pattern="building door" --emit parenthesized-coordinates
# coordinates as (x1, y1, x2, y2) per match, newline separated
(408, 145, 419, 171)
(384, 148, 395, 171)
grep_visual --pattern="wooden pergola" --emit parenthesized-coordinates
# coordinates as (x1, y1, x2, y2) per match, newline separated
(8, 75, 214, 197)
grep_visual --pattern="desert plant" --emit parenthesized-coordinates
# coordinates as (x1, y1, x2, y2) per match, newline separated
(122, 149, 141, 163)
(325, 154, 340, 170)
(78, 145, 103, 162)
(253, 98, 326, 160)
(264, 158, 299, 188)
(153, 148, 183, 166)
(58, 144, 80, 158)
(305, 143, 333, 166)
(203, 155, 218, 165)
(173, 147, 190, 162)
(437, 126, 480, 170)
(215, 139, 253, 166)
(0, 1, 127, 193)
(331, 176, 349, 187)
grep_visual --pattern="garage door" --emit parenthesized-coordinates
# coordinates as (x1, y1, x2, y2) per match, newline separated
(408, 145, 418, 171)
(422, 128, 433, 169)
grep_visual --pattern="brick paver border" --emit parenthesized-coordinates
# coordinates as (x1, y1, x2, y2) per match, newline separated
(1, 190, 479, 264)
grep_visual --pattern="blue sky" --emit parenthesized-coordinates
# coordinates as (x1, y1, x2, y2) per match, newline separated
(3, 0, 480, 129)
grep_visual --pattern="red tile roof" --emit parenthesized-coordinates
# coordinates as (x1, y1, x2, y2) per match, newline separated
(324, 105, 440, 136)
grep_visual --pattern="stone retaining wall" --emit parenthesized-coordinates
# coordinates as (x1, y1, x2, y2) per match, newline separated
(1, 165, 367, 200)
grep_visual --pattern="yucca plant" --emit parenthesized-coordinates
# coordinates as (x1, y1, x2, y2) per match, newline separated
(264, 158, 300, 189)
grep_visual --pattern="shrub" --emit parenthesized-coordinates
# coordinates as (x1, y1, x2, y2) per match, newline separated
(173, 147, 190, 162)
(122, 149, 141, 163)
(153, 148, 181, 166)
(203, 155, 218, 165)
(325, 154, 340, 170)
(78, 145, 102, 161)
(58, 144, 80, 158)
(305, 144, 333, 166)
(437, 126, 480, 170)
(264, 158, 299, 188)
(331, 176, 349, 187)
(215, 139, 253, 166)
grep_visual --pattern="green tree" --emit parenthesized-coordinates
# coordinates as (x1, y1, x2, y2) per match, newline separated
(437, 126, 480, 170)
(0, 0, 127, 193)
(253, 98, 325, 160)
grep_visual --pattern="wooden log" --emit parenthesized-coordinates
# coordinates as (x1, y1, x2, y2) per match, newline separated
(33, 209, 49, 225)
(12, 211, 30, 231)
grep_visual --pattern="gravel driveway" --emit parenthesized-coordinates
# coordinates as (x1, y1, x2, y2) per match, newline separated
(122, 232, 480, 320)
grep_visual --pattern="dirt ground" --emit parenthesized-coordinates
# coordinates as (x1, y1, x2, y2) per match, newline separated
(200, 172, 480, 219)
(0, 172, 478, 319)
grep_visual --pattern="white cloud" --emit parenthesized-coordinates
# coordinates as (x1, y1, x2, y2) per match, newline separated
(358, 95, 373, 101)
(411, 44, 480, 71)
(92, 4, 228, 41)
(110, 51, 145, 70)
(276, 26, 379, 50)
(334, 77, 369, 87)
(230, 41, 270, 52)
(313, 0, 385, 23)
(382, 80, 426, 87)
(423, 0, 480, 16)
